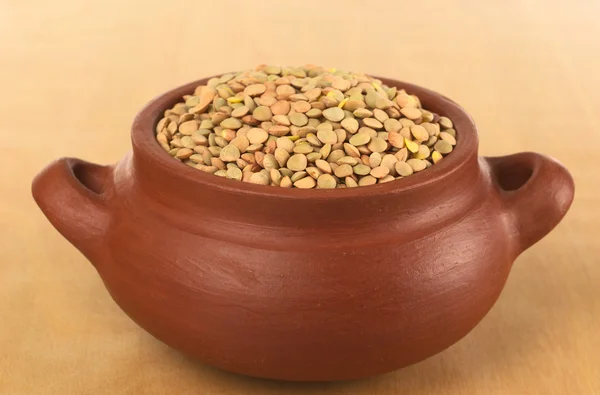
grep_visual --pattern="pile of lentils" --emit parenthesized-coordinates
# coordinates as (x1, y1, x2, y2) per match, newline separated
(155, 65, 457, 189)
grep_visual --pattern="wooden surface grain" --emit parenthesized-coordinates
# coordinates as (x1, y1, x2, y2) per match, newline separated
(1, 0, 598, 394)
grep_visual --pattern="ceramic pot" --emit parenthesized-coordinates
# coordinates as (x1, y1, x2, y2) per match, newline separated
(32, 77, 574, 381)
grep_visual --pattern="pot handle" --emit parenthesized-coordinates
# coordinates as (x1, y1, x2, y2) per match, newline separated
(32, 157, 111, 259)
(485, 152, 574, 256)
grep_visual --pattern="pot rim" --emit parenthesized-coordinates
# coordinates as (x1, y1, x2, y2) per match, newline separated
(131, 74, 478, 200)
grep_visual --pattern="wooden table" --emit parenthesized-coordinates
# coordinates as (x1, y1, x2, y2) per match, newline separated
(1, 0, 599, 393)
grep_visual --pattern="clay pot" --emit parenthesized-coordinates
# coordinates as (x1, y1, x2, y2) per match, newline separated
(32, 77, 574, 382)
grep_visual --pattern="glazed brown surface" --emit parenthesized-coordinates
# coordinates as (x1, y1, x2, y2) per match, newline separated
(31, 76, 573, 381)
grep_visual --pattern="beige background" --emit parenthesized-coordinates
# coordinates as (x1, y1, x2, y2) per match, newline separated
(1, 0, 599, 394)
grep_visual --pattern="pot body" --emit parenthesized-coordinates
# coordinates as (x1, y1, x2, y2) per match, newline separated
(103, 151, 504, 381)
(31, 77, 574, 381)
